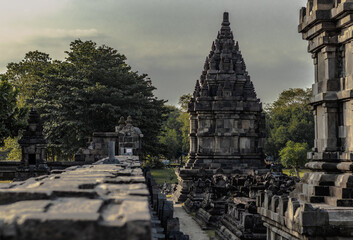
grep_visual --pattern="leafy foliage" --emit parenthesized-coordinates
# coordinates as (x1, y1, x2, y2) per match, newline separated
(158, 94, 191, 160)
(159, 105, 183, 160)
(178, 93, 192, 111)
(0, 77, 27, 146)
(5, 40, 167, 159)
(264, 88, 314, 159)
(6, 51, 51, 106)
(178, 94, 191, 156)
(279, 141, 309, 177)
(0, 137, 21, 160)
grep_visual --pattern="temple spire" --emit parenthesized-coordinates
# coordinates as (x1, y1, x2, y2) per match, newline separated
(222, 12, 230, 27)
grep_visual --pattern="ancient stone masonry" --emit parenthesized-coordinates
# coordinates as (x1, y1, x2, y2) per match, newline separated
(16, 108, 49, 180)
(175, 12, 265, 202)
(118, 116, 144, 157)
(258, 1, 353, 239)
(75, 116, 143, 162)
(178, 171, 297, 240)
(0, 157, 151, 240)
(144, 169, 189, 240)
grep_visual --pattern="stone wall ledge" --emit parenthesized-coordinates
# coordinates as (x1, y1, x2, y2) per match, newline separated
(257, 191, 353, 238)
(0, 156, 152, 240)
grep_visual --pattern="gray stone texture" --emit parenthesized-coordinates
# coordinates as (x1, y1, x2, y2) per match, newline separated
(75, 116, 143, 162)
(258, 1, 353, 239)
(16, 108, 49, 180)
(0, 157, 152, 240)
(144, 168, 189, 240)
(175, 12, 265, 202)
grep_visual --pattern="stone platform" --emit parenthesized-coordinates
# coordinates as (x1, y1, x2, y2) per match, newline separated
(0, 157, 151, 240)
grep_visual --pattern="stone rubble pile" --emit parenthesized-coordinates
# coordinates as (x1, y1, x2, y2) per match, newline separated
(179, 171, 298, 240)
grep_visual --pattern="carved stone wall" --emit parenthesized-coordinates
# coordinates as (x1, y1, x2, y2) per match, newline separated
(259, 1, 353, 239)
(175, 12, 265, 202)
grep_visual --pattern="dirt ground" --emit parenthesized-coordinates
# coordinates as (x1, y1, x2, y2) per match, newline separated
(173, 202, 209, 240)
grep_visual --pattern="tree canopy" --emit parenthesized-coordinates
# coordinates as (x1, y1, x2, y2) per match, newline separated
(0, 76, 27, 146)
(157, 94, 191, 161)
(279, 141, 309, 177)
(5, 40, 167, 159)
(264, 88, 314, 159)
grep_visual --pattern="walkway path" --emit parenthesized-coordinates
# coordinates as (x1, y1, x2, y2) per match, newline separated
(173, 202, 209, 240)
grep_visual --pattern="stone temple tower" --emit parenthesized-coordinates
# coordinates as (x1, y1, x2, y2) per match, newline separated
(258, 2, 353, 239)
(176, 12, 265, 201)
(186, 12, 265, 171)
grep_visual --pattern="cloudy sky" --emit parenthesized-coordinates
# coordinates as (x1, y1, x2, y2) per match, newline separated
(0, 0, 311, 106)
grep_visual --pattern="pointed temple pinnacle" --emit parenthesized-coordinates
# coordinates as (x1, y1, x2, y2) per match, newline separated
(222, 12, 230, 27)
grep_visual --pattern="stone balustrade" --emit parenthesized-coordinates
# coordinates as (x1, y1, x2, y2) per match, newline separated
(257, 191, 353, 240)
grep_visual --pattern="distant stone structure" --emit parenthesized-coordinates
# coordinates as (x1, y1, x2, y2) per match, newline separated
(175, 12, 265, 201)
(16, 108, 49, 180)
(258, 1, 353, 239)
(117, 116, 144, 156)
(75, 116, 143, 161)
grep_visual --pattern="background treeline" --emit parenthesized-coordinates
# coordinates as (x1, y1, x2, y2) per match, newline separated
(264, 88, 314, 176)
(0, 39, 314, 174)
(0, 40, 168, 160)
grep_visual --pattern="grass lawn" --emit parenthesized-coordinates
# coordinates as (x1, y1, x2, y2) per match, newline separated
(150, 168, 178, 185)
(205, 230, 215, 238)
(282, 169, 310, 178)
(0, 181, 12, 183)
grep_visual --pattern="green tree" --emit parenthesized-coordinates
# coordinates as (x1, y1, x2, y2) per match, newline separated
(179, 93, 192, 111)
(0, 76, 27, 146)
(158, 93, 191, 161)
(159, 105, 183, 160)
(0, 137, 21, 160)
(6, 40, 167, 159)
(6, 51, 51, 106)
(265, 88, 314, 159)
(178, 94, 191, 156)
(279, 141, 309, 177)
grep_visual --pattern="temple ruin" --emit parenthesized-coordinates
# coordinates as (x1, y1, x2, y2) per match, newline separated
(258, 1, 353, 239)
(16, 108, 49, 180)
(175, 12, 266, 201)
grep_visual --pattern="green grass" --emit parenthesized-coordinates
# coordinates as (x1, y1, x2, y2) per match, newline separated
(205, 230, 215, 238)
(0, 181, 12, 183)
(150, 168, 178, 185)
(282, 169, 310, 178)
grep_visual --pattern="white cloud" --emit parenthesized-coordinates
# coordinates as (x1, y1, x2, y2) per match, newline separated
(30, 28, 99, 39)
(0, 0, 314, 105)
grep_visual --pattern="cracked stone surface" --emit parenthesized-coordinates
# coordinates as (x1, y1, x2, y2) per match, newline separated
(0, 157, 151, 240)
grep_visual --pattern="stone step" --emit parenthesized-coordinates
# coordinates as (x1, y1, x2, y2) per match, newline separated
(329, 186, 353, 199)
(325, 196, 353, 207)
(152, 227, 164, 234)
(309, 196, 325, 203)
(151, 219, 162, 225)
(152, 233, 165, 240)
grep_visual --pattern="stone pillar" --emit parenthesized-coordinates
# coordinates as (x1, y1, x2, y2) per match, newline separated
(186, 113, 197, 168)
(108, 141, 115, 160)
(322, 102, 339, 151)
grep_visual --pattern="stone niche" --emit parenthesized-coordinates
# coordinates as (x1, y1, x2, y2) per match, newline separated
(175, 12, 266, 202)
(259, 1, 353, 239)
